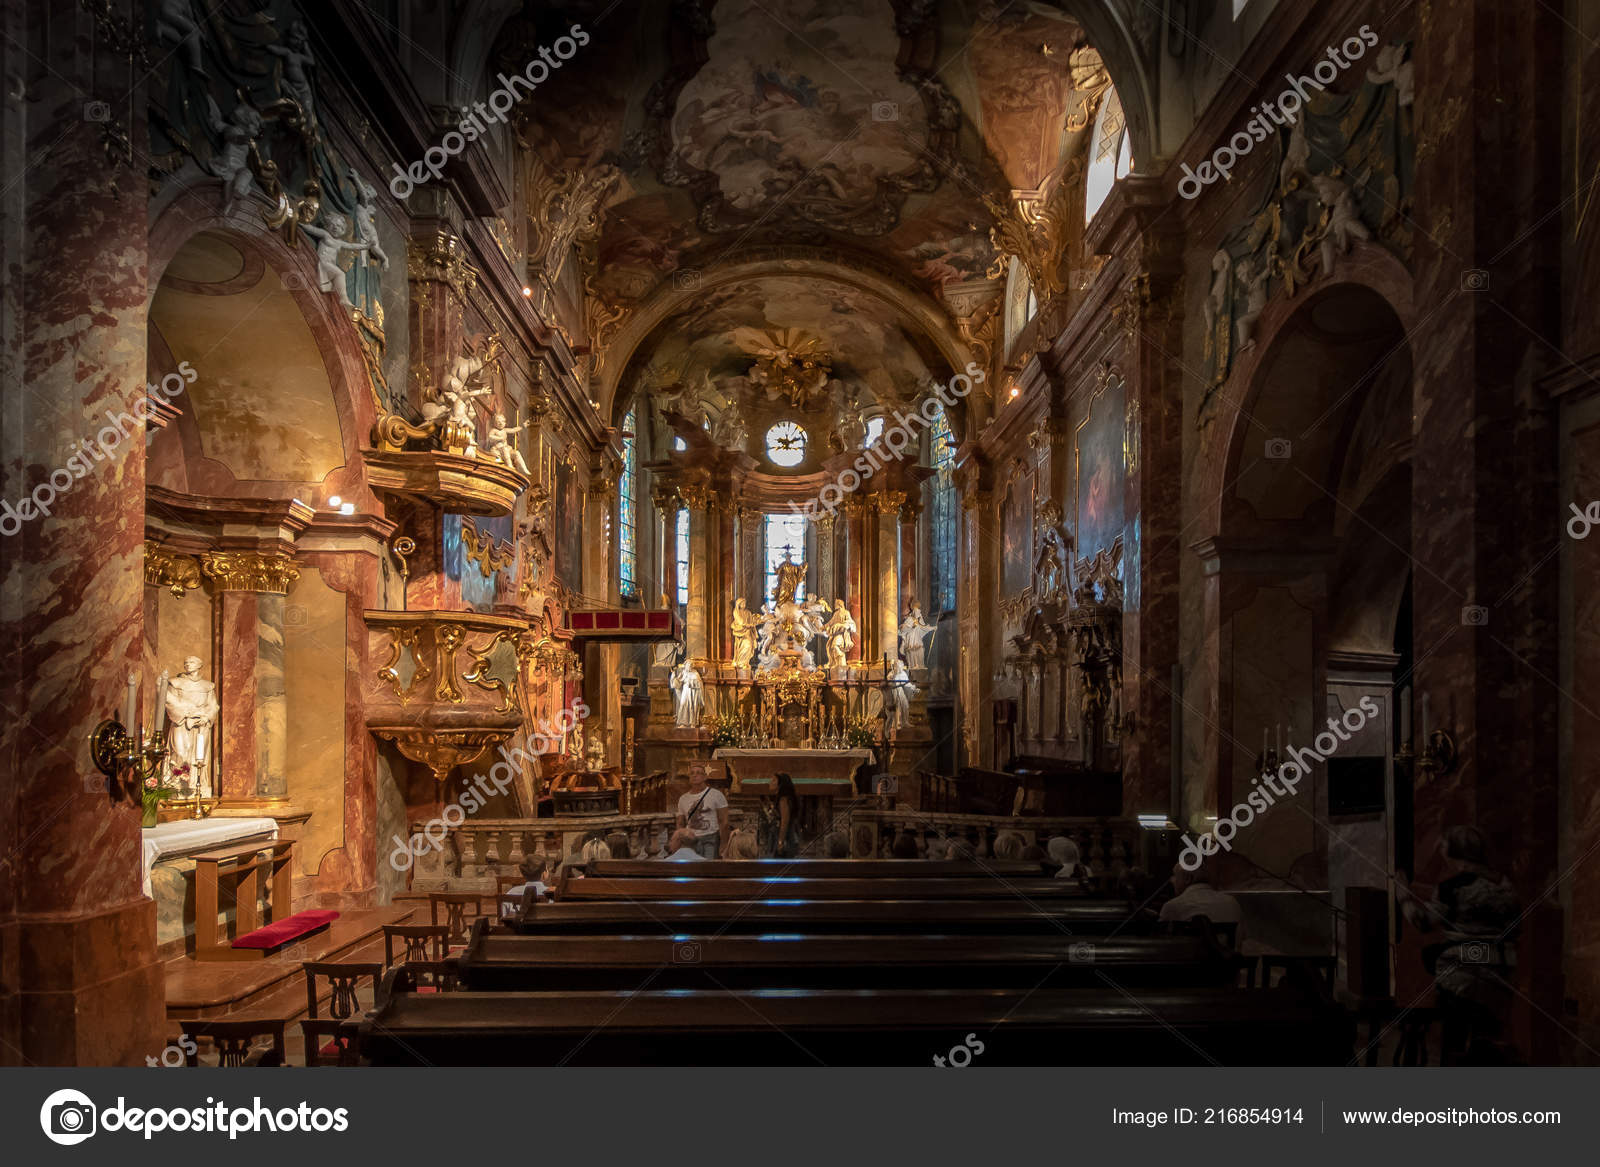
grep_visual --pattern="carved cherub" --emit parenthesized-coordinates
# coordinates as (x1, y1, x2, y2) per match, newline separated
(348, 166, 390, 271)
(298, 212, 366, 308)
(486, 412, 532, 473)
(1366, 43, 1414, 107)
(266, 19, 317, 127)
(1310, 171, 1371, 275)
(202, 95, 263, 216)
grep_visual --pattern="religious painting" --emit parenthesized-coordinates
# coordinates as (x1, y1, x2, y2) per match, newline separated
(1001, 473, 1035, 597)
(553, 458, 583, 592)
(1074, 377, 1127, 561)
(444, 515, 516, 613)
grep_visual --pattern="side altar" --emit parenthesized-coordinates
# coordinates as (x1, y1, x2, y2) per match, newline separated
(712, 748, 874, 796)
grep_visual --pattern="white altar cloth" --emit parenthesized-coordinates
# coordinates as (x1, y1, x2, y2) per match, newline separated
(139, 817, 278, 898)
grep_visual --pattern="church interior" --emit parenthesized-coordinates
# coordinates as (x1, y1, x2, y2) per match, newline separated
(2, 0, 1597, 1072)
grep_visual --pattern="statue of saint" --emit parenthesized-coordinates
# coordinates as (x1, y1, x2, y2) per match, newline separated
(731, 599, 759, 672)
(163, 655, 218, 797)
(886, 660, 918, 732)
(898, 605, 935, 670)
(670, 660, 705, 728)
(824, 599, 857, 671)
(772, 548, 807, 606)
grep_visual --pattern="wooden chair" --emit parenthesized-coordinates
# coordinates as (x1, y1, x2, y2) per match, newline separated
(176, 1018, 287, 1067)
(400, 959, 462, 993)
(303, 961, 382, 1020)
(382, 923, 449, 968)
(429, 891, 488, 948)
(300, 1019, 363, 1066)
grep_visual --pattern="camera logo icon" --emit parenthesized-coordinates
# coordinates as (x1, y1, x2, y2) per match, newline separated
(1068, 941, 1096, 963)
(40, 1088, 97, 1145)
(1458, 940, 1492, 964)
(673, 940, 702, 963)
(279, 271, 307, 292)
(1461, 269, 1490, 292)
(83, 101, 110, 123)
(1264, 438, 1292, 460)
(871, 101, 898, 122)
(1462, 605, 1489, 626)
(285, 603, 308, 628)
(672, 268, 702, 290)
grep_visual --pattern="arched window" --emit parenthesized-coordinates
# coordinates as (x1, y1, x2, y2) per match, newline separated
(1084, 85, 1132, 224)
(619, 405, 638, 599)
(675, 506, 689, 609)
(763, 512, 808, 601)
(928, 404, 957, 614)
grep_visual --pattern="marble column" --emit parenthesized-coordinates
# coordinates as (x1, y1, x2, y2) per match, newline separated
(898, 499, 921, 617)
(714, 497, 735, 659)
(815, 513, 836, 604)
(957, 467, 994, 766)
(202, 551, 300, 802)
(1406, 1, 1564, 1058)
(680, 484, 711, 661)
(873, 492, 904, 663)
(840, 498, 868, 656)
(0, 0, 164, 1065)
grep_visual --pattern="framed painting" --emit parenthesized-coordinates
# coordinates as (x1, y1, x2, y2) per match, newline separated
(1074, 377, 1127, 561)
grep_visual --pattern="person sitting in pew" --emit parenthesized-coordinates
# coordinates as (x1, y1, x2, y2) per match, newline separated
(662, 828, 709, 862)
(502, 858, 552, 916)
(1160, 857, 1245, 946)
(726, 826, 760, 860)
(891, 830, 919, 859)
(1048, 837, 1094, 883)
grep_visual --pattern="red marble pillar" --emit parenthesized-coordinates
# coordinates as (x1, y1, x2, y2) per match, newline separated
(215, 589, 260, 800)
(715, 498, 735, 658)
(0, 0, 164, 1065)
(1406, 1, 1564, 1057)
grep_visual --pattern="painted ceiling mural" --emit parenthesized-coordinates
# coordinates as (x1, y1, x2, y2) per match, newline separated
(512, 0, 1109, 302)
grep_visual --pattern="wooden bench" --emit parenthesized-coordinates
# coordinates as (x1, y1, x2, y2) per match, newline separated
(458, 928, 1237, 992)
(512, 898, 1137, 935)
(586, 859, 1043, 879)
(191, 840, 337, 960)
(555, 876, 1090, 902)
(359, 984, 1352, 1066)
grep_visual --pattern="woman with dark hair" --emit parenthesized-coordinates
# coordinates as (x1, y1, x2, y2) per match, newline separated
(769, 772, 801, 858)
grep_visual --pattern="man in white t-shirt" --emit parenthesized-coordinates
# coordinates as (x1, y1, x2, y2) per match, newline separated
(676, 762, 728, 859)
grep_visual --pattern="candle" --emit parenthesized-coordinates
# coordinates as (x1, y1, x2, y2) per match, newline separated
(1261, 727, 1268, 757)
(123, 672, 139, 731)
(196, 727, 208, 763)
(154, 673, 169, 734)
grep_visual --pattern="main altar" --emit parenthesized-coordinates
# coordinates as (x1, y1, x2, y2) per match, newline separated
(712, 747, 875, 796)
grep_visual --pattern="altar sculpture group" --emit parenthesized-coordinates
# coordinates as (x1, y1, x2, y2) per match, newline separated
(667, 549, 933, 731)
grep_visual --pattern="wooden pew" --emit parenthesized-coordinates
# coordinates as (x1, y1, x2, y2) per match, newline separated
(359, 983, 1352, 1066)
(512, 898, 1138, 935)
(457, 928, 1238, 991)
(555, 876, 1089, 902)
(587, 859, 1042, 879)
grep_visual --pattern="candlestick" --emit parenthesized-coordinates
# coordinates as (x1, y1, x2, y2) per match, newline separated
(123, 672, 139, 733)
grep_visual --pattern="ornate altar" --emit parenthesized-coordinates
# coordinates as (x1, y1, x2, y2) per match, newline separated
(713, 747, 874, 796)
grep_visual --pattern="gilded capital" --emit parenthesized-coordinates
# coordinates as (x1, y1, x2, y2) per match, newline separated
(145, 541, 203, 597)
(200, 550, 300, 594)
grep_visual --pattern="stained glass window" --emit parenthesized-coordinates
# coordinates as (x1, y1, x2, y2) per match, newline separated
(675, 506, 690, 608)
(763, 511, 808, 601)
(929, 404, 957, 614)
(619, 406, 638, 599)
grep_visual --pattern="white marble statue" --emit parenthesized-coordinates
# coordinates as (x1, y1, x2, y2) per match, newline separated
(298, 212, 366, 309)
(1367, 43, 1414, 107)
(1203, 248, 1231, 338)
(486, 412, 531, 473)
(798, 596, 830, 648)
(886, 660, 918, 732)
(1280, 109, 1310, 189)
(1310, 172, 1371, 275)
(348, 166, 390, 271)
(669, 660, 705, 728)
(1233, 256, 1269, 353)
(163, 655, 218, 797)
(898, 605, 935, 670)
(730, 598, 759, 671)
(203, 96, 262, 216)
(755, 601, 780, 665)
(824, 598, 857, 671)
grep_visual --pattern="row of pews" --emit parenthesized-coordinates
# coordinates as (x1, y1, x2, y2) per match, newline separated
(360, 859, 1353, 1066)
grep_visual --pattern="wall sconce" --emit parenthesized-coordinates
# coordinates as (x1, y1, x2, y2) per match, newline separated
(89, 671, 168, 794)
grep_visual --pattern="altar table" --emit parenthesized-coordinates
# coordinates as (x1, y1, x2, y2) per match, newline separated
(712, 748, 874, 796)
(139, 816, 278, 898)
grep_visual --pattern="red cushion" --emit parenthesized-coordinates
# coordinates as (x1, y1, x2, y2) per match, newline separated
(232, 909, 339, 949)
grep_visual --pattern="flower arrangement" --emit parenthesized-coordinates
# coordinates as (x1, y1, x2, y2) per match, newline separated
(845, 714, 876, 749)
(141, 769, 178, 828)
(708, 712, 741, 748)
